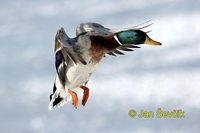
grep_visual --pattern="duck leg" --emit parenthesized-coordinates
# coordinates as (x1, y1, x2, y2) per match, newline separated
(80, 85, 89, 106)
(68, 89, 78, 108)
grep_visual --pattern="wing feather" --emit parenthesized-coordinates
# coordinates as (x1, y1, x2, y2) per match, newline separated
(105, 44, 140, 57)
(107, 52, 117, 56)
(117, 47, 134, 51)
(55, 28, 87, 65)
(113, 49, 125, 55)
(121, 45, 141, 48)
(55, 51, 66, 85)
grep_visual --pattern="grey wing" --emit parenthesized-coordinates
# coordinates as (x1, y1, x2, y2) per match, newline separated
(76, 22, 153, 36)
(76, 23, 112, 36)
(55, 27, 87, 65)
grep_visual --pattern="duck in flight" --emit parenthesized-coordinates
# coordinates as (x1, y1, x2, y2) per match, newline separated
(48, 22, 161, 110)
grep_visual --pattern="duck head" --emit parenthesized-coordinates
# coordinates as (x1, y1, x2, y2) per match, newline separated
(116, 30, 161, 46)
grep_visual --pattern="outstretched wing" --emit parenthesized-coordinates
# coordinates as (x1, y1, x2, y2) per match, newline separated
(55, 28, 87, 65)
(76, 22, 144, 57)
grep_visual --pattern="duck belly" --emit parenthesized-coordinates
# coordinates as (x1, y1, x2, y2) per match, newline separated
(66, 63, 98, 89)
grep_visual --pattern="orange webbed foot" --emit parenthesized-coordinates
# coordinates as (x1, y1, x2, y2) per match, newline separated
(68, 89, 78, 109)
(80, 85, 89, 106)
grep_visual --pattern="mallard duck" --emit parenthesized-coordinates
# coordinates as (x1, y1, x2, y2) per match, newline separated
(48, 22, 161, 110)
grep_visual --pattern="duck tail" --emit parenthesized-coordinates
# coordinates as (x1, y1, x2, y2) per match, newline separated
(48, 83, 71, 110)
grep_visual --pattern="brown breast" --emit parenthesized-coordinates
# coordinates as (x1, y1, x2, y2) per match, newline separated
(89, 35, 120, 63)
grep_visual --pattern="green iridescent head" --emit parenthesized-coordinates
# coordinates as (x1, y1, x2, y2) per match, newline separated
(116, 30, 161, 46)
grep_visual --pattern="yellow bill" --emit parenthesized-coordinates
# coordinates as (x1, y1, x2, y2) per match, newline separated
(144, 37, 162, 46)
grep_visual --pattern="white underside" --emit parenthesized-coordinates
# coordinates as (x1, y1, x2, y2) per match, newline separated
(66, 62, 98, 89)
